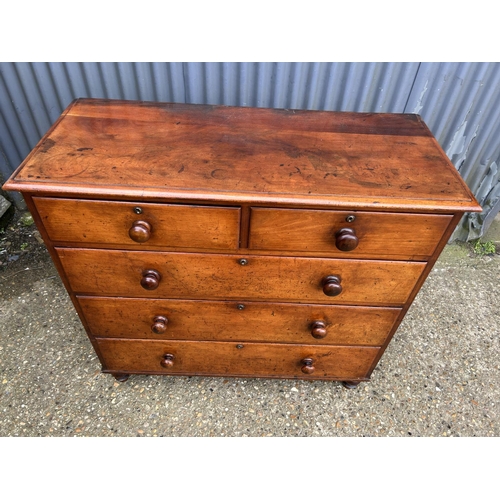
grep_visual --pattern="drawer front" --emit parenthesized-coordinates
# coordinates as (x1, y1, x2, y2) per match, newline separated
(96, 339, 380, 380)
(59, 249, 425, 306)
(79, 297, 401, 345)
(34, 197, 240, 250)
(249, 208, 452, 260)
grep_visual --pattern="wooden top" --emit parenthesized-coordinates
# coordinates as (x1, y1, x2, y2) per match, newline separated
(3, 98, 481, 213)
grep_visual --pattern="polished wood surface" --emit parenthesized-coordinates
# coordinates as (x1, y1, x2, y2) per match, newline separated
(2, 99, 482, 386)
(4, 99, 481, 213)
(96, 338, 380, 379)
(365, 210, 470, 378)
(249, 208, 453, 259)
(78, 297, 401, 345)
(34, 197, 240, 250)
(58, 248, 425, 305)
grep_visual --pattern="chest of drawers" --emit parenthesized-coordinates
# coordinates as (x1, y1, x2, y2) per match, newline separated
(3, 98, 481, 388)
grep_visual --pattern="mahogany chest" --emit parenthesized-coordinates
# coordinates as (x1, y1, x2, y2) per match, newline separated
(3, 98, 481, 388)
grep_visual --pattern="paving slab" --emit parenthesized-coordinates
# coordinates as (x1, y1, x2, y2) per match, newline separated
(0, 213, 499, 437)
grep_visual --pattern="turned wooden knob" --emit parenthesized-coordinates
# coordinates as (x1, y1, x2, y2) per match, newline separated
(311, 321, 328, 339)
(151, 315, 168, 334)
(301, 358, 315, 374)
(335, 228, 358, 251)
(322, 275, 342, 296)
(129, 220, 152, 243)
(141, 269, 161, 290)
(160, 353, 175, 368)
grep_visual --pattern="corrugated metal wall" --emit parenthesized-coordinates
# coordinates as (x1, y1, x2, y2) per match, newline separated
(1, 62, 499, 240)
(405, 63, 500, 240)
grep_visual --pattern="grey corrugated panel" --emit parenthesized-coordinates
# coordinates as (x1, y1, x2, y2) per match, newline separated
(1, 63, 42, 159)
(0, 72, 25, 168)
(64, 62, 91, 98)
(27, 63, 63, 124)
(150, 63, 185, 103)
(1, 61, 499, 240)
(459, 66, 500, 189)
(180, 62, 421, 112)
(11, 63, 53, 138)
(46, 63, 75, 109)
(318, 62, 417, 112)
(116, 62, 138, 100)
(0, 113, 15, 179)
(0, 119, 23, 206)
(100, 62, 124, 100)
(321, 61, 409, 112)
(135, 62, 155, 101)
(405, 62, 500, 240)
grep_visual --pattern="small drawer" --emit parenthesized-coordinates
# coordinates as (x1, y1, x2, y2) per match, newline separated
(34, 197, 240, 250)
(96, 338, 380, 380)
(79, 296, 401, 346)
(249, 208, 452, 260)
(58, 249, 425, 306)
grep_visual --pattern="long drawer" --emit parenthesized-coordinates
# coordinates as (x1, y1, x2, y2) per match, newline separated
(79, 296, 401, 345)
(249, 207, 452, 260)
(96, 338, 380, 380)
(34, 197, 241, 250)
(58, 249, 425, 306)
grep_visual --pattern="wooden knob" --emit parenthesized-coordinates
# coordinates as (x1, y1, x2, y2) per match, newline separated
(160, 353, 175, 368)
(141, 269, 161, 290)
(151, 315, 168, 334)
(301, 358, 315, 374)
(129, 220, 152, 243)
(335, 228, 358, 251)
(322, 275, 342, 296)
(311, 321, 327, 339)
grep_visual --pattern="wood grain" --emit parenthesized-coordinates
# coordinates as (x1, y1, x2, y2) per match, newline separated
(57, 248, 425, 306)
(96, 338, 380, 380)
(365, 211, 471, 377)
(3, 99, 481, 213)
(34, 197, 240, 250)
(1, 99, 483, 385)
(78, 296, 401, 345)
(249, 208, 452, 260)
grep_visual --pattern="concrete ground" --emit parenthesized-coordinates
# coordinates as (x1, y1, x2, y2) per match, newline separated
(1, 212, 499, 437)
